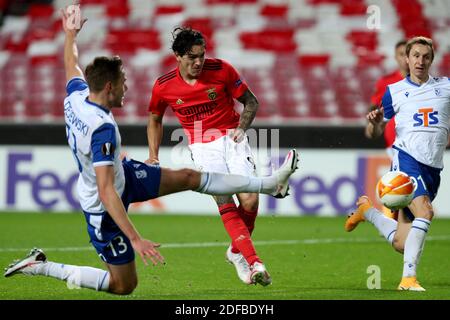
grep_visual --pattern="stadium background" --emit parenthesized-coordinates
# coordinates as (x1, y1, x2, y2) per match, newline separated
(0, 0, 450, 217)
(1, 0, 450, 303)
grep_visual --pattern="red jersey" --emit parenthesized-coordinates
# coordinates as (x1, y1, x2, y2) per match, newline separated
(148, 58, 248, 144)
(370, 70, 404, 148)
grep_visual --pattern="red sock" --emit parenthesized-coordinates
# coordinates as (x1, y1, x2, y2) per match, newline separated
(238, 205, 258, 234)
(231, 205, 258, 253)
(219, 204, 260, 266)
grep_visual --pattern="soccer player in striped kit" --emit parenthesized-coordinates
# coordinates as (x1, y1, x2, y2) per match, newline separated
(346, 37, 450, 291)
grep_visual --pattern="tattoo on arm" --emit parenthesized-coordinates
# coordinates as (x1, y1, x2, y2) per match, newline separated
(237, 89, 259, 131)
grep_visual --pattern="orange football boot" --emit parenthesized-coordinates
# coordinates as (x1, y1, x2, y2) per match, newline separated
(345, 196, 372, 232)
(397, 276, 426, 291)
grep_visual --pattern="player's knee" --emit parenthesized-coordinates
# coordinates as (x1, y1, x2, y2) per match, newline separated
(421, 210, 434, 221)
(240, 197, 259, 212)
(110, 277, 138, 295)
(392, 238, 405, 254)
(181, 168, 199, 189)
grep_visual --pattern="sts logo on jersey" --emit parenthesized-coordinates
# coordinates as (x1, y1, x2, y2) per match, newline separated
(413, 108, 438, 127)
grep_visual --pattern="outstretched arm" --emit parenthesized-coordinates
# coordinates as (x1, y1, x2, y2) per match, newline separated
(95, 165, 165, 266)
(146, 112, 164, 165)
(61, 6, 87, 82)
(231, 89, 259, 142)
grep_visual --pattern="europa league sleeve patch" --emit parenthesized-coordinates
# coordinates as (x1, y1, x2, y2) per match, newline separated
(91, 123, 117, 164)
(102, 142, 115, 156)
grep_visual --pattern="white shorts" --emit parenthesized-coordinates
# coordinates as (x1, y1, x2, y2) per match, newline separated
(188, 135, 257, 177)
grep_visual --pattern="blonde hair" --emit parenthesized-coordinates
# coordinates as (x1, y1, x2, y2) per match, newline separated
(406, 36, 434, 61)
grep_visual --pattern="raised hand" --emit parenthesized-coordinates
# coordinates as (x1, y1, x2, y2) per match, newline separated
(61, 5, 87, 36)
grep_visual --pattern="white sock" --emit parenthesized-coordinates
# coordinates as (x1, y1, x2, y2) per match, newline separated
(364, 208, 398, 244)
(31, 262, 110, 292)
(197, 172, 277, 195)
(403, 218, 430, 277)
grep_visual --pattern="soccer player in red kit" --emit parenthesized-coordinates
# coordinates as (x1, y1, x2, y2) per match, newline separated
(366, 40, 409, 157)
(365, 40, 408, 220)
(146, 27, 273, 286)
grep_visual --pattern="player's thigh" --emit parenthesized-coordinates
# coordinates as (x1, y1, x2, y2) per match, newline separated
(189, 139, 234, 206)
(407, 195, 434, 220)
(84, 212, 137, 294)
(158, 167, 200, 196)
(105, 260, 138, 295)
(189, 138, 228, 173)
(392, 210, 412, 253)
(225, 135, 257, 177)
(236, 192, 259, 211)
(226, 136, 259, 210)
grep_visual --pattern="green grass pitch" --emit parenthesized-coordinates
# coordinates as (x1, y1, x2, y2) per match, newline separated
(0, 212, 449, 300)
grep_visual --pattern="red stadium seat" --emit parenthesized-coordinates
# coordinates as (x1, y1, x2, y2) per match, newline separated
(260, 5, 288, 18)
(155, 5, 184, 15)
(106, 29, 161, 53)
(240, 29, 296, 52)
(27, 4, 54, 18)
(0, 0, 446, 124)
(298, 55, 330, 66)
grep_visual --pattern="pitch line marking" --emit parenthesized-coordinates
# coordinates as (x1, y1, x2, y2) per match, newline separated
(0, 235, 449, 253)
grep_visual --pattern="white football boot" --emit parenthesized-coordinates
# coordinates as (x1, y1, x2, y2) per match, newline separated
(271, 149, 299, 198)
(250, 262, 272, 286)
(225, 245, 252, 285)
(4, 248, 47, 277)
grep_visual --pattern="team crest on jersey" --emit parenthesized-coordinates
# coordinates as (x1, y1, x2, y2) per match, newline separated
(435, 88, 441, 96)
(206, 88, 217, 100)
(102, 143, 115, 156)
(135, 170, 147, 179)
(405, 92, 409, 98)
(176, 98, 184, 105)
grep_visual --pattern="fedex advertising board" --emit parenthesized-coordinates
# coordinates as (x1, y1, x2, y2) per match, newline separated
(0, 146, 449, 217)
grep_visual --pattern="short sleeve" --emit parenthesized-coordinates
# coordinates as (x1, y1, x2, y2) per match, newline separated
(223, 60, 248, 99)
(381, 87, 395, 120)
(66, 77, 88, 96)
(148, 82, 168, 115)
(91, 123, 116, 166)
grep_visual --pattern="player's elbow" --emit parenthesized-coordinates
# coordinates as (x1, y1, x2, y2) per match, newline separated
(179, 168, 200, 190)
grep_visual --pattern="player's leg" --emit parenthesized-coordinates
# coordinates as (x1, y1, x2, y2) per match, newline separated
(226, 136, 260, 252)
(156, 149, 298, 197)
(215, 194, 260, 285)
(236, 193, 259, 237)
(189, 139, 267, 285)
(398, 195, 433, 291)
(391, 209, 412, 253)
(190, 139, 272, 285)
(104, 261, 137, 295)
(345, 196, 398, 245)
(4, 248, 112, 293)
(394, 149, 439, 291)
(4, 210, 137, 295)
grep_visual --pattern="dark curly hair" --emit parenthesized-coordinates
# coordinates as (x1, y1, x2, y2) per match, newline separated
(171, 27, 206, 56)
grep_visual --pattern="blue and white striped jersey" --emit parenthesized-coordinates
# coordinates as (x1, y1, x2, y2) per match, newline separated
(382, 75, 450, 169)
(64, 77, 124, 213)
